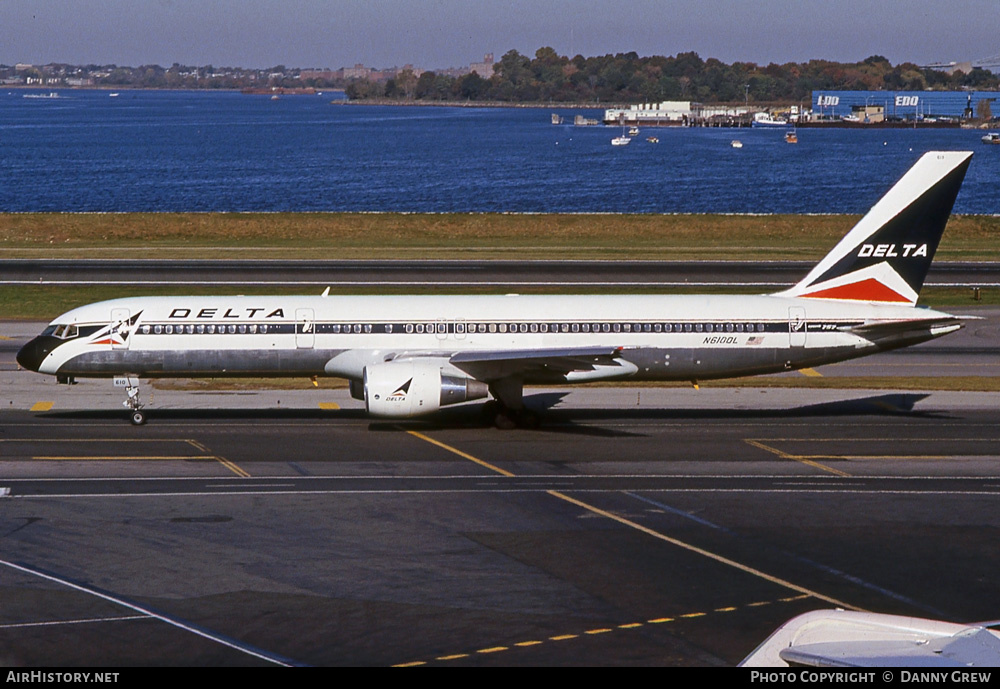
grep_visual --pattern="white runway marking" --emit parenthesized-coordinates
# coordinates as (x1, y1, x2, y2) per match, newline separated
(0, 558, 303, 667)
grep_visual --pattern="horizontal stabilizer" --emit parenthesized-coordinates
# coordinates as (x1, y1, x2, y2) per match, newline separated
(841, 316, 969, 339)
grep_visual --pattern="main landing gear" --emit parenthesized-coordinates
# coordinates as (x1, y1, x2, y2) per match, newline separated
(481, 400, 539, 430)
(484, 377, 539, 429)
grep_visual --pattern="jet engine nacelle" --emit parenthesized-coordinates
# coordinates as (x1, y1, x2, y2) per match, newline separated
(363, 361, 489, 418)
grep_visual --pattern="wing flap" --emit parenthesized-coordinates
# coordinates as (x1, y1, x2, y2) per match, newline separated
(448, 345, 627, 380)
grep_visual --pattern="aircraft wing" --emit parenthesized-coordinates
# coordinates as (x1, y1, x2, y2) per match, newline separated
(447, 345, 628, 380)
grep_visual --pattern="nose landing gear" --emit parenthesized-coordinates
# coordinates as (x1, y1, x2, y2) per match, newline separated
(117, 377, 147, 425)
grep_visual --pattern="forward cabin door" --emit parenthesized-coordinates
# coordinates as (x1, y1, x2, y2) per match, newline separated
(110, 308, 131, 350)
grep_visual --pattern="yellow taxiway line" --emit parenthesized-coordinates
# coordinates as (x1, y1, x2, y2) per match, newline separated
(405, 430, 862, 612)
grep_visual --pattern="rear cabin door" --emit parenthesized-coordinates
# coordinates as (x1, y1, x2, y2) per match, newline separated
(788, 307, 806, 348)
(296, 308, 315, 349)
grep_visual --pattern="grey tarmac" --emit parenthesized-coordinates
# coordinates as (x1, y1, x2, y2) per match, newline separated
(1, 315, 999, 666)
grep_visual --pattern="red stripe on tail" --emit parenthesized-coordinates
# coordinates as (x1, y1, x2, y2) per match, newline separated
(801, 278, 911, 303)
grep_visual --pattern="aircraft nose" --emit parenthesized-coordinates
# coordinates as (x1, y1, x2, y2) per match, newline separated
(16, 336, 52, 372)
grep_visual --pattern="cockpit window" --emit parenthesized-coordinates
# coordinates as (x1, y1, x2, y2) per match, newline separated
(51, 324, 79, 339)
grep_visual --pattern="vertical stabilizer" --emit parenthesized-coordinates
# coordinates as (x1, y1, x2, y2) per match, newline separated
(776, 151, 972, 305)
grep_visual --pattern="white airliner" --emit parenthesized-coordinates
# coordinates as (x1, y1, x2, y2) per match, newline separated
(18, 151, 973, 427)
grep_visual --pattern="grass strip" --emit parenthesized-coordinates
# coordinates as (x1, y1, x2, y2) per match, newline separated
(2, 213, 998, 261)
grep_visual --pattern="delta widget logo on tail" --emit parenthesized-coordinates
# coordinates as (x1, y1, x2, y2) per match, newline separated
(779, 151, 971, 305)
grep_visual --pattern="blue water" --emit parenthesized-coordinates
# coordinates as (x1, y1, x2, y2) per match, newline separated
(1, 89, 997, 214)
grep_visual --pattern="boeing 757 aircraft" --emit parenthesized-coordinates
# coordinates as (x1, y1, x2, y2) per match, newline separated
(17, 151, 973, 427)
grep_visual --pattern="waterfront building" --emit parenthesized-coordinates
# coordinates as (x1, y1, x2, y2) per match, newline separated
(811, 90, 997, 120)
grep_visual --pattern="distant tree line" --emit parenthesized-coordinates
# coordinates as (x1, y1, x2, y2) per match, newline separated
(7, 50, 997, 103)
(346, 48, 1000, 104)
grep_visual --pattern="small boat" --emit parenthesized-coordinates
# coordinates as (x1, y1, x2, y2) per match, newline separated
(752, 112, 789, 128)
(646, 136, 659, 143)
(982, 132, 1000, 145)
(730, 139, 743, 149)
(611, 135, 631, 146)
(785, 130, 798, 144)
(109, 92, 119, 98)
(628, 126, 639, 136)
(23, 92, 60, 99)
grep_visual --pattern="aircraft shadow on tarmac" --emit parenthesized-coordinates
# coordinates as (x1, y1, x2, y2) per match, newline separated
(34, 392, 941, 438)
